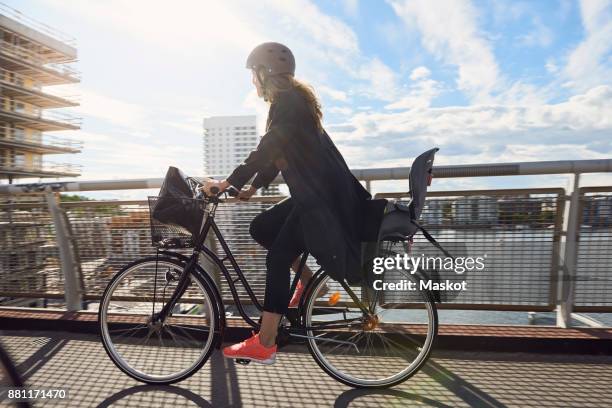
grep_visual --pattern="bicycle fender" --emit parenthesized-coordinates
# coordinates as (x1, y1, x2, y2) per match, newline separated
(298, 267, 325, 324)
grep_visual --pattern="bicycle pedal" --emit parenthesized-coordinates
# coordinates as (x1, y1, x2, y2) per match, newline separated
(235, 359, 251, 365)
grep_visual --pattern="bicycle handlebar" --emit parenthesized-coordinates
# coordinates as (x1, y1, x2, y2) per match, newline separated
(189, 176, 239, 199)
(208, 185, 240, 197)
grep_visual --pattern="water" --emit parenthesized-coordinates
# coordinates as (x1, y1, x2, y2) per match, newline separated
(225, 304, 612, 327)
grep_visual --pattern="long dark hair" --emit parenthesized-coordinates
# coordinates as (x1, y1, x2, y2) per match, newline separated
(263, 73, 323, 130)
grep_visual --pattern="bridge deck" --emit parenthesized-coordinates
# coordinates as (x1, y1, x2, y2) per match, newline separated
(1, 330, 611, 407)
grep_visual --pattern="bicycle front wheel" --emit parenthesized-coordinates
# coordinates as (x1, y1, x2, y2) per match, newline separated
(303, 244, 438, 388)
(98, 256, 219, 384)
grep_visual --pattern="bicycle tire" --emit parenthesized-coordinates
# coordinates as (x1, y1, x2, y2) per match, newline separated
(302, 270, 438, 388)
(98, 256, 221, 385)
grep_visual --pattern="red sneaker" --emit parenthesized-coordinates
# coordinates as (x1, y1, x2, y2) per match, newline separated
(222, 332, 277, 365)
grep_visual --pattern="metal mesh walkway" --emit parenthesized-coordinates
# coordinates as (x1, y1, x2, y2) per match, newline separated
(2, 330, 611, 407)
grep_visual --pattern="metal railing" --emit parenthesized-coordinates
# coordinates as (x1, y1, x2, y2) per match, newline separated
(2, 159, 609, 194)
(0, 39, 79, 80)
(0, 200, 60, 301)
(0, 125, 82, 151)
(1, 67, 39, 89)
(376, 189, 565, 310)
(0, 97, 82, 128)
(0, 68, 79, 105)
(0, 2, 76, 46)
(57, 191, 566, 309)
(0, 158, 611, 328)
(0, 161, 81, 175)
(574, 187, 612, 311)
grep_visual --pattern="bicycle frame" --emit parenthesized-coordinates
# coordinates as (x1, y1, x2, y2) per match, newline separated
(153, 195, 371, 331)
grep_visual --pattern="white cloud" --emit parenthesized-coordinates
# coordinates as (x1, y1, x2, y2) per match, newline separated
(385, 78, 441, 110)
(75, 88, 149, 130)
(60, 0, 399, 104)
(517, 16, 554, 47)
(265, 0, 359, 56)
(318, 85, 349, 102)
(249, 0, 399, 102)
(489, 0, 529, 24)
(495, 81, 552, 106)
(161, 120, 203, 135)
(378, 66, 441, 111)
(331, 85, 612, 169)
(340, 0, 360, 18)
(356, 57, 400, 101)
(545, 59, 559, 73)
(328, 106, 353, 116)
(562, 0, 612, 92)
(388, 0, 500, 102)
(44, 0, 263, 53)
(410, 66, 431, 81)
(489, 0, 560, 50)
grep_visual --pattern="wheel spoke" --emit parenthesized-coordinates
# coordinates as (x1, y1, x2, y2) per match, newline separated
(169, 324, 211, 333)
(109, 324, 148, 335)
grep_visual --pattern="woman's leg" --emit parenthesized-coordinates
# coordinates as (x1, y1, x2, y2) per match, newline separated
(249, 197, 294, 250)
(223, 203, 310, 360)
(259, 209, 305, 346)
(259, 312, 283, 348)
(250, 197, 314, 285)
(292, 257, 313, 283)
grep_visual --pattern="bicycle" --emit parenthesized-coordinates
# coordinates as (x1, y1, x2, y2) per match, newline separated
(98, 175, 438, 388)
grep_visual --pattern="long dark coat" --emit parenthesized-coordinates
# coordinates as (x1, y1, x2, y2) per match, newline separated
(226, 88, 372, 284)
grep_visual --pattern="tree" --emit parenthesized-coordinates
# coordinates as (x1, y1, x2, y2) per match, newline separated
(60, 194, 91, 202)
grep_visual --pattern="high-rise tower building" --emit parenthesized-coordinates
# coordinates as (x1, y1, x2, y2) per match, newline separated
(0, 3, 81, 184)
(203, 115, 280, 195)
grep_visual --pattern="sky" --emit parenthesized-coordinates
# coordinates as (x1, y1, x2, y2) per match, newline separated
(4, 0, 612, 198)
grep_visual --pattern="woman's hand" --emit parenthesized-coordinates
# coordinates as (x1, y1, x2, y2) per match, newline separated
(238, 185, 257, 201)
(200, 179, 230, 196)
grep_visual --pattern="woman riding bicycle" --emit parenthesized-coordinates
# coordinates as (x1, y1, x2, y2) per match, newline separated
(201, 42, 371, 365)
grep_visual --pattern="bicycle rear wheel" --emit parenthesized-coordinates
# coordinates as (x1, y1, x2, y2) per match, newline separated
(303, 241, 438, 388)
(98, 256, 219, 384)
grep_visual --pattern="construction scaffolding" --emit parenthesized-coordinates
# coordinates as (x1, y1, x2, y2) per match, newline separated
(0, 2, 81, 183)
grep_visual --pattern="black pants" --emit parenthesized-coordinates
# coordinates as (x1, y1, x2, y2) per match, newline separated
(249, 197, 305, 314)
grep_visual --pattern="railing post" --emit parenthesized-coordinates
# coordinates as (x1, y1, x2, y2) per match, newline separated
(199, 227, 223, 290)
(45, 191, 82, 311)
(557, 173, 581, 327)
